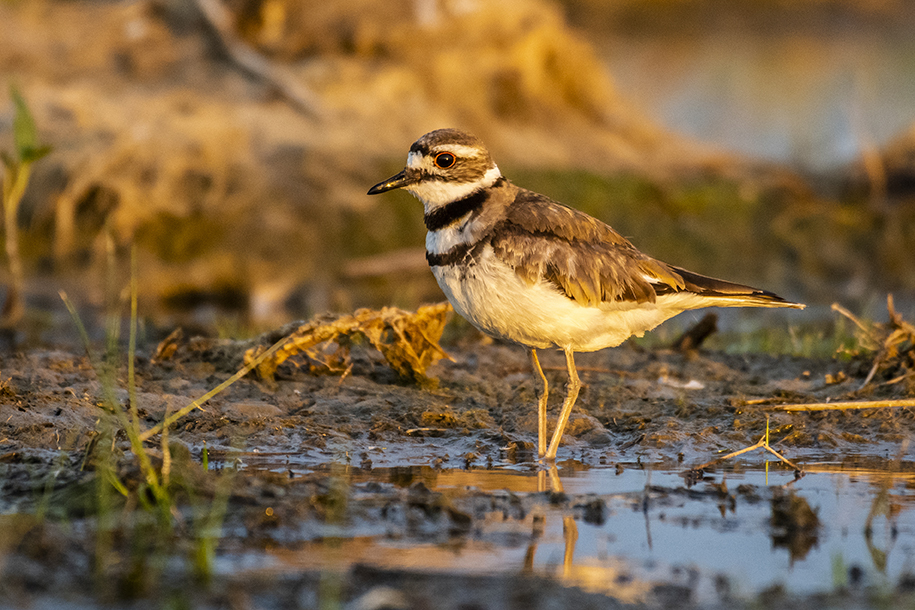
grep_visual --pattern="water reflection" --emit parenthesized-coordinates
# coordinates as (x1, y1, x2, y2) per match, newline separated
(220, 453, 915, 600)
(770, 488, 820, 563)
(523, 467, 579, 578)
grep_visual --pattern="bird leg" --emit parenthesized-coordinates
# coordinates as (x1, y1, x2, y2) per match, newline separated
(530, 349, 549, 457)
(545, 349, 581, 460)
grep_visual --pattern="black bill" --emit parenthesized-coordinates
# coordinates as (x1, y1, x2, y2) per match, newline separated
(367, 169, 417, 195)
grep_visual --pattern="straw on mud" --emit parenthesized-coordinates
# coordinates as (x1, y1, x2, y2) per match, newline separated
(137, 334, 292, 441)
(245, 303, 452, 383)
(776, 399, 915, 412)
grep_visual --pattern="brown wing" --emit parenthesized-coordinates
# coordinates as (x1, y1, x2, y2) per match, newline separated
(490, 189, 685, 306)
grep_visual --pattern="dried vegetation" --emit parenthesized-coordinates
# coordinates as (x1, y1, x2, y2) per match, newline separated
(243, 302, 453, 384)
(834, 295, 915, 393)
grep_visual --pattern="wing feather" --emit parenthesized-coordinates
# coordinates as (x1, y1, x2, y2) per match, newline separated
(490, 189, 685, 306)
(484, 185, 802, 309)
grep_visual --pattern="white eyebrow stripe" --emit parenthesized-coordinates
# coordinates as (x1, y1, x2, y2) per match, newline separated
(436, 144, 483, 157)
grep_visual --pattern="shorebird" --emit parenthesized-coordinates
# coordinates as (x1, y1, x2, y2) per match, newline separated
(368, 128, 804, 460)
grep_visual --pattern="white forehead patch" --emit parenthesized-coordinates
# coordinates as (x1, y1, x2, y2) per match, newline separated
(407, 150, 423, 169)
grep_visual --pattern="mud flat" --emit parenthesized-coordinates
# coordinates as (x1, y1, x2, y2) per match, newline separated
(2, 321, 914, 609)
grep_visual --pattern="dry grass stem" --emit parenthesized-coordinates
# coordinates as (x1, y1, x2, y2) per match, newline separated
(138, 333, 293, 441)
(777, 399, 915, 412)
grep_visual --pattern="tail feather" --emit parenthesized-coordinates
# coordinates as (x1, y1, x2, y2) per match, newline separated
(659, 266, 805, 309)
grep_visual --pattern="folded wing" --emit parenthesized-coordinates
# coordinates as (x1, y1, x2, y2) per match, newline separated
(490, 190, 685, 306)
(491, 189, 801, 309)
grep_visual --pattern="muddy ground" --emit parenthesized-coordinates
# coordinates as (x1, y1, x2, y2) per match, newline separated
(1, 312, 914, 609)
(2, 320, 908, 470)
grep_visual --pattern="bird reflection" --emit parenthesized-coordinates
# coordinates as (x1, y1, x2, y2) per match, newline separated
(523, 465, 578, 577)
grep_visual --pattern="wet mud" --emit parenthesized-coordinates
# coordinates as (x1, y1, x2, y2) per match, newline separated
(2, 325, 915, 609)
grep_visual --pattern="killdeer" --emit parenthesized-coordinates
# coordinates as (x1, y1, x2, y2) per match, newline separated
(368, 128, 805, 460)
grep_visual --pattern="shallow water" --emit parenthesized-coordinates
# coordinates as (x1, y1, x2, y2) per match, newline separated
(599, 25, 915, 169)
(217, 453, 915, 604)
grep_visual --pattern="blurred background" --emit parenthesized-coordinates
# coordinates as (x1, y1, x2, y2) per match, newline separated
(0, 0, 913, 343)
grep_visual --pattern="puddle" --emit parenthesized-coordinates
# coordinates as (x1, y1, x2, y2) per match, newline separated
(212, 453, 915, 604)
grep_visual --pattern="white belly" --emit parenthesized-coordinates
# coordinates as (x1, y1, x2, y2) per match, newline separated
(431, 245, 699, 352)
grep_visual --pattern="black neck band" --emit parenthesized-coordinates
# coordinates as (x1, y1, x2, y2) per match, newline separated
(423, 177, 505, 232)
(423, 191, 485, 232)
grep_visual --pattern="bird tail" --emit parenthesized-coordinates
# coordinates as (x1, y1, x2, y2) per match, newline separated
(666, 266, 805, 309)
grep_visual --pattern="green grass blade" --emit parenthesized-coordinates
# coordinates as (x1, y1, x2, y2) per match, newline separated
(10, 84, 39, 161)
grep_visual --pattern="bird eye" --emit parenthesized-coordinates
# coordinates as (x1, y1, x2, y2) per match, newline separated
(434, 152, 456, 168)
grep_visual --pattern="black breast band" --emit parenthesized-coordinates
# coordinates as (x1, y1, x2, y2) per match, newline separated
(423, 177, 506, 231)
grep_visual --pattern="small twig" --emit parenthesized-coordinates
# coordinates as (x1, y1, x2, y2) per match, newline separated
(692, 417, 802, 472)
(861, 360, 881, 389)
(831, 302, 873, 335)
(762, 445, 801, 471)
(694, 437, 766, 469)
(885, 374, 909, 386)
(404, 428, 447, 437)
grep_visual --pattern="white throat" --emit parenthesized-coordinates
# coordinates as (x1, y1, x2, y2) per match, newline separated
(406, 165, 502, 213)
